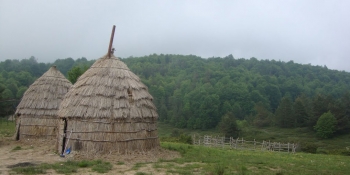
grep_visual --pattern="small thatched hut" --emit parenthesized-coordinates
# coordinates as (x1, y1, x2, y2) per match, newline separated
(57, 54, 159, 154)
(15, 66, 73, 140)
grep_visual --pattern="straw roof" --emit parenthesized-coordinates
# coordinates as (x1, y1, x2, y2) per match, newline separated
(15, 66, 73, 116)
(58, 54, 158, 119)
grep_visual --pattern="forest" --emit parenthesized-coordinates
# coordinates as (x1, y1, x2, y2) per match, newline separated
(1, 54, 350, 139)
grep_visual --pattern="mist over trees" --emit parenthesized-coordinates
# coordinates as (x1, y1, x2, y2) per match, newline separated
(1, 54, 350, 138)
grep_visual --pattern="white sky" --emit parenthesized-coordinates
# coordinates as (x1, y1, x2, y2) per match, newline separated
(0, 0, 349, 71)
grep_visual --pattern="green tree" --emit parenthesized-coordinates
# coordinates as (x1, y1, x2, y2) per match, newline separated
(15, 71, 34, 86)
(275, 96, 294, 128)
(314, 111, 337, 138)
(309, 94, 333, 127)
(253, 102, 272, 127)
(53, 57, 75, 75)
(264, 84, 281, 112)
(16, 86, 28, 99)
(5, 78, 18, 97)
(2, 89, 14, 99)
(67, 65, 88, 84)
(0, 84, 6, 116)
(293, 96, 309, 126)
(221, 101, 233, 116)
(217, 112, 238, 137)
(338, 92, 350, 133)
(232, 102, 244, 120)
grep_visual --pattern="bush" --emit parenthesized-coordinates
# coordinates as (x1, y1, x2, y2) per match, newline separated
(217, 112, 238, 137)
(160, 134, 192, 144)
(314, 111, 337, 139)
(179, 134, 192, 144)
(300, 142, 318, 153)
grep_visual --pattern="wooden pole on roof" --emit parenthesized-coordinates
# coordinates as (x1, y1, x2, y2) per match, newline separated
(108, 25, 116, 58)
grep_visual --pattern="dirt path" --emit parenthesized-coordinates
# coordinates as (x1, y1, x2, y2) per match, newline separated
(0, 138, 180, 175)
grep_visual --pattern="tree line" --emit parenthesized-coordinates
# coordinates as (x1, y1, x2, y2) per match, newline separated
(1, 54, 350, 138)
(0, 56, 93, 116)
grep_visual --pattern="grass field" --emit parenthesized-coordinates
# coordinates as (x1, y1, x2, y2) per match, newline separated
(5, 142, 350, 175)
(2, 119, 350, 154)
(158, 122, 350, 155)
(2, 119, 350, 174)
(0, 118, 16, 138)
(156, 142, 350, 175)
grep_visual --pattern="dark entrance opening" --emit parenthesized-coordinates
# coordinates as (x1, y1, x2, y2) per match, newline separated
(61, 119, 68, 154)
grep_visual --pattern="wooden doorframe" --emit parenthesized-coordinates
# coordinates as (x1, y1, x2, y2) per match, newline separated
(57, 119, 67, 154)
(15, 117, 20, 140)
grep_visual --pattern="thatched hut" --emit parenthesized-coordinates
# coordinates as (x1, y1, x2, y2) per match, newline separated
(14, 66, 73, 140)
(57, 54, 159, 154)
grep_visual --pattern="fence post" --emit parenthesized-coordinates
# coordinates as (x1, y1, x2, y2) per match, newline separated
(190, 135, 296, 153)
(279, 142, 281, 152)
(222, 136, 224, 148)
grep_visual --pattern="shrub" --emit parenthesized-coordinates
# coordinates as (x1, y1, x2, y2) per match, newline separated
(160, 134, 192, 144)
(217, 112, 238, 137)
(179, 134, 192, 144)
(300, 142, 318, 153)
(314, 111, 337, 139)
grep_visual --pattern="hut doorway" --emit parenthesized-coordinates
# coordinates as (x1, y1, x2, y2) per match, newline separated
(15, 117, 20, 140)
(57, 119, 68, 154)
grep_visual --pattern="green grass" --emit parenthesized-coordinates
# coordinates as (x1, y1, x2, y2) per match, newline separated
(159, 142, 350, 175)
(2, 120, 349, 155)
(11, 166, 46, 174)
(135, 172, 151, 175)
(158, 122, 350, 155)
(11, 160, 112, 174)
(91, 160, 112, 173)
(238, 126, 350, 155)
(116, 161, 125, 165)
(131, 162, 149, 170)
(11, 146, 22, 151)
(3, 120, 350, 174)
(0, 119, 15, 137)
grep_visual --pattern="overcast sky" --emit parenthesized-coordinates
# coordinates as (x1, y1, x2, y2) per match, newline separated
(1, 0, 349, 71)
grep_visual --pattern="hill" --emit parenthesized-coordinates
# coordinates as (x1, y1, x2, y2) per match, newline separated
(1, 54, 350, 138)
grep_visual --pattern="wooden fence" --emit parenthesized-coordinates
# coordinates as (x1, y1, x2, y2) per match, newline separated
(192, 135, 297, 153)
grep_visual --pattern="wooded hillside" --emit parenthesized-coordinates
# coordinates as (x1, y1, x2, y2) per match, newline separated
(1, 54, 350, 138)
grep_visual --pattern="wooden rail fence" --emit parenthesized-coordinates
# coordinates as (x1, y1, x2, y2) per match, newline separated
(192, 135, 297, 153)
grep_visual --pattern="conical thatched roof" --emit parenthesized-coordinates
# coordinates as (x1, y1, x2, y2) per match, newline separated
(15, 66, 73, 116)
(58, 54, 158, 119)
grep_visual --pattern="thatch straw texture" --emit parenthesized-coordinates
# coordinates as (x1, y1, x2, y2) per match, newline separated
(15, 66, 73, 140)
(57, 54, 159, 154)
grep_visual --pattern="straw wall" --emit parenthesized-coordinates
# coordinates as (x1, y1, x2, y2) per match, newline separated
(15, 66, 72, 141)
(60, 118, 159, 154)
(57, 55, 160, 154)
(17, 115, 58, 140)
